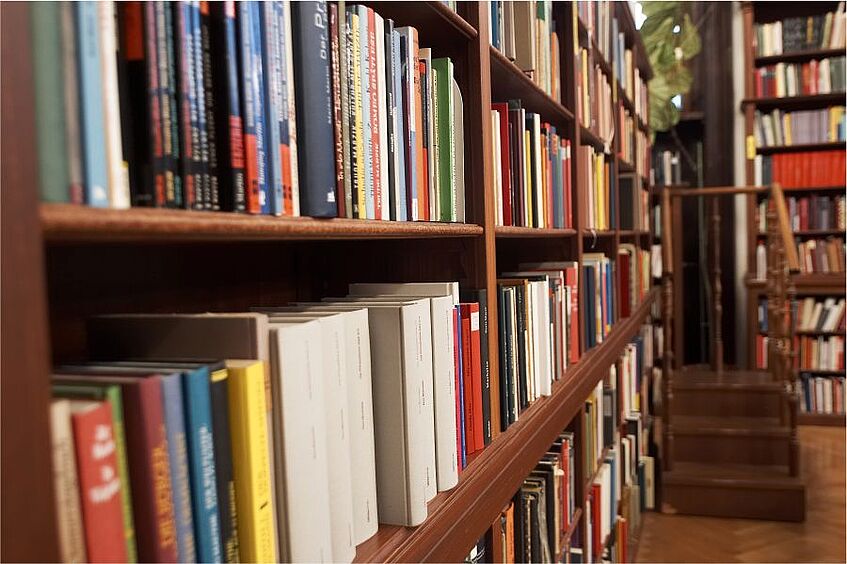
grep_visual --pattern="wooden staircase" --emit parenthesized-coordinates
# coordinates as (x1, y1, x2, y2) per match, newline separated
(658, 185, 806, 522)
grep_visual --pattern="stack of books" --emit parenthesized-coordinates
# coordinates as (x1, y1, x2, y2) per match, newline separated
(797, 335, 845, 371)
(581, 145, 614, 230)
(753, 150, 845, 188)
(489, 1, 562, 103)
(576, 49, 614, 141)
(754, 56, 846, 98)
(49, 281, 497, 563)
(754, 107, 846, 147)
(757, 194, 846, 233)
(33, 1, 466, 222)
(754, 3, 846, 56)
(497, 264, 580, 431)
(491, 102, 574, 228)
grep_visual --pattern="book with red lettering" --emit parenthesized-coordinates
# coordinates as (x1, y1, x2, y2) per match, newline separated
(460, 302, 484, 453)
(70, 400, 127, 563)
(54, 372, 178, 562)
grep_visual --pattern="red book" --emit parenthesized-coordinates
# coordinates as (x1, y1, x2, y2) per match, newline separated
(453, 308, 463, 471)
(810, 60, 818, 95)
(492, 103, 512, 225)
(55, 373, 178, 562)
(71, 400, 127, 563)
(329, 3, 344, 217)
(367, 9, 382, 219)
(460, 303, 484, 453)
(591, 483, 602, 556)
(618, 252, 631, 318)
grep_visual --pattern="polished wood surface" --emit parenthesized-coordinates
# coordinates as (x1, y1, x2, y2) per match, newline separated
(639, 426, 846, 563)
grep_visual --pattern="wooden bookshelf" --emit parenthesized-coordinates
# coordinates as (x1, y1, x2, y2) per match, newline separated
(2, 1, 657, 561)
(741, 2, 846, 394)
(798, 412, 846, 426)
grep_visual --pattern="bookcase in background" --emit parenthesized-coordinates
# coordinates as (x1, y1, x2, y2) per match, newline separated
(741, 1, 846, 427)
(1, 1, 657, 561)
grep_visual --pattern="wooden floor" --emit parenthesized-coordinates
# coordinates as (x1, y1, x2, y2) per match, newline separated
(637, 426, 846, 563)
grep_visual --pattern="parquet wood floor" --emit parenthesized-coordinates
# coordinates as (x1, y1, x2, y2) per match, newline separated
(637, 426, 846, 563)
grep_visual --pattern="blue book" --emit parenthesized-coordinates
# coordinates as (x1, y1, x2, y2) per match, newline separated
(249, 1, 269, 214)
(74, 2, 109, 207)
(191, 2, 209, 209)
(161, 374, 198, 563)
(397, 28, 418, 220)
(391, 30, 408, 221)
(490, 2, 498, 49)
(260, 1, 284, 215)
(358, 5, 374, 219)
(455, 305, 466, 469)
(181, 366, 222, 563)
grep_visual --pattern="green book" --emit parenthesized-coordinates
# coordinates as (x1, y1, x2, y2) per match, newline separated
(31, 2, 70, 202)
(431, 57, 454, 222)
(53, 383, 138, 562)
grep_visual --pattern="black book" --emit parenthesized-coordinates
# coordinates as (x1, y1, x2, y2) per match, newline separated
(781, 17, 806, 53)
(532, 461, 558, 554)
(514, 283, 529, 412)
(602, 388, 615, 448)
(384, 19, 397, 220)
(462, 288, 492, 445)
(498, 286, 514, 430)
(159, 2, 183, 208)
(208, 367, 239, 563)
(291, 1, 338, 217)
(201, 4, 220, 211)
(619, 176, 635, 230)
(209, 1, 246, 212)
(173, 3, 202, 210)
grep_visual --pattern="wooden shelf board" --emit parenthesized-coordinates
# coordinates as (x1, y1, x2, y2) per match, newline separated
(746, 274, 846, 290)
(798, 369, 846, 375)
(489, 47, 574, 128)
(795, 330, 846, 336)
(40, 204, 484, 242)
(619, 230, 649, 237)
(353, 290, 657, 563)
(360, 1, 478, 43)
(757, 141, 846, 154)
(756, 228, 846, 237)
(766, 185, 846, 194)
(618, 82, 636, 115)
(494, 225, 577, 238)
(582, 229, 617, 238)
(742, 93, 846, 110)
(618, 159, 635, 173)
(580, 126, 608, 150)
(754, 48, 846, 66)
(592, 42, 614, 82)
(798, 412, 845, 426)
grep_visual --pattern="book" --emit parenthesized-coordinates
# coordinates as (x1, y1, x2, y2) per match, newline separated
(432, 57, 455, 222)
(208, 365, 240, 564)
(49, 400, 87, 563)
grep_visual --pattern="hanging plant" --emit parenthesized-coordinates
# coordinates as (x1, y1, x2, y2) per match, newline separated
(639, 1, 702, 134)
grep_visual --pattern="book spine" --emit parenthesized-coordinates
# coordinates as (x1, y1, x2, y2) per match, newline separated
(359, 6, 374, 219)
(282, 0, 301, 216)
(237, 2, 261, 213)
(374, 13, 388, 221)
(260, 1, 284, 216)
(413, 31, 426, 221)
(62, 2, 85, 203)
(399, 28, 419, 220)
(74, 1, 110, 207)
(200, 2, 220, 210)
(418, 59, 430, 221)
(291, 1, 338, 217)
(227, 363, 276, 562)
(159, 1, 183, 207)
(182, 368, 222, 563)
(331, 4, 345, 218)
(383, 19, 397, 220)
(174, 3, 198, 209)
(456, 305, 467, 465)
(433, 58, 455, 222)
(275, 1, 296, 216)
(160, 374, 198, 563)
(105, 386, 139, 562)
(250, 1, 268, 214)
(210, 1, 246, 212)
(339, 0, 353, 219)
(191, 1, 209, 210)
(209, 368, 240, 563)
(477, 290, 492, 445)
(391, 30, 408, 221)
(50, 400, 88, 563)
(348, 8, 364, 218)
(71, 401, 127, 562)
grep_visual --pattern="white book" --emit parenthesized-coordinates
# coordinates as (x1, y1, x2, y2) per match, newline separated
(269, 321, 333, 562)
(756, 242, 767, 279)
(336, 294, 459, 492)
(531, 113, 543, 227)
(809, 302, 824, 331)
(282, 0, 300, 215)
(502, 273, 552, 396)
(254, 308, 378, 544)
(98, 1, 129, 209)
(269, 316, 356, 562)
(300, 301, 432, 526)
(825, 300, 846, 332)
(375, 13, 389, 220)
(452, 76, 466, 222)
(420, 48, 438, 220)
(349, 281, 460, 305)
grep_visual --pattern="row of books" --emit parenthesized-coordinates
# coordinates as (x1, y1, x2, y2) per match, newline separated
(754, 107, 846, 147)
(796, 335, 845, 372)
(753, 151, 846, 189)
(799, 374, 845, 415)
(490, 102, 574, 228)
(618, 110, 650, 180)
(582, 145, 614, 231)
(753, 57, 846, 98)
(652, 150, 681, 187)
(798, 297, 846, 334)
(577, 48, 614, 141)
(501, 430, 577, 563)
(584, 253, 615, 350)
(755, 237, 846, 278)
(754, 4, 846, 57)
(35, 1, 466, 222)
(619, 175, 648, 231)
(59, 281, 496, 564)
(756, 194, 846, 232)
(489, 1, 562, 103)
(497, 265, 580, 431)
(577, 1, 613, 61)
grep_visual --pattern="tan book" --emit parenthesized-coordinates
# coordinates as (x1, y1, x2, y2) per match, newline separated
(50, 399, 88, 563)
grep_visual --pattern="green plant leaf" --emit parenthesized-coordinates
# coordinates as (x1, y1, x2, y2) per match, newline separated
(640, 14, 674, 42)
(679, 13, 701, 59)
(642, 1, 678, 19)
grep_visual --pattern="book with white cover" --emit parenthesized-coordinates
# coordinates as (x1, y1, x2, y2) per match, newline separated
(253, 307, 378, 543)
(292, 301, 431, 526)
(502, 272, 553, 395)
(333, 294, 459, 491)
(348, 281, 460, 304)
(269, 317, 355, 563)
(452, 76, 465, 222)
(269, 321, 333, 561)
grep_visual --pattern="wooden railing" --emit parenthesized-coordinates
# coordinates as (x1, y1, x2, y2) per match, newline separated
(660, 184, 800, 474)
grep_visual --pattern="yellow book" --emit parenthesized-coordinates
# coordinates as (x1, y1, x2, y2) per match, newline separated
(351, 12, 365, 219)
(524, 129, 532, 226)
(595, 154, 604, 230)
(783, 113, 792, 145)
(227, 360, 276, 563)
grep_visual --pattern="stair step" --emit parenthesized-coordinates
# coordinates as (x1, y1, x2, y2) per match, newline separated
(663, 461, 805, 521)
(672, 415, 791, 465)
(673, 367, 781, 391)
(671, 387, 782, 417)
(674, 415, 788, 436)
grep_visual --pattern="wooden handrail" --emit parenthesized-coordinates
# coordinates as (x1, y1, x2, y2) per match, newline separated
(667, 185, 768, 197)
(771, 183, 801, 273)
(661, 186, 673, 275)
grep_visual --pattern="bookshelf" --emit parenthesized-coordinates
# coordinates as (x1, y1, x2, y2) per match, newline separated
(1, 1, 656, 561)
(741, 1, 846, 425)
